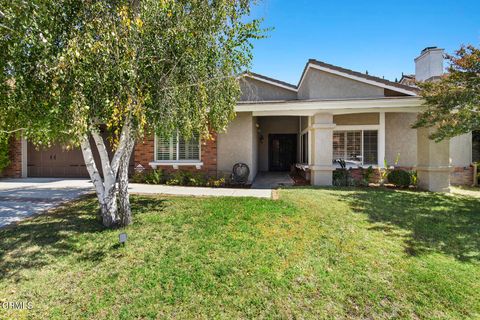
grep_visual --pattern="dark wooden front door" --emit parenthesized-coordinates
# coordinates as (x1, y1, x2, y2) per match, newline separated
(269, 134, 297, 171)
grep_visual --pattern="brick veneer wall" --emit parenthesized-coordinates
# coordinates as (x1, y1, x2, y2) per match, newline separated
(133, 133, 217, 177)
(450, 166, 474, 186)
(331, 165, 474, 186)
(1, 138, 22, 178)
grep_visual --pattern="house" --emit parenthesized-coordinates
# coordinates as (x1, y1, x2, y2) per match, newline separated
(2, 47, 476, 191)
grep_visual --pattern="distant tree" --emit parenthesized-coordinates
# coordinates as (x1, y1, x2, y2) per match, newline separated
(413, 45, 480, 141)
(0, 0, 263, 227)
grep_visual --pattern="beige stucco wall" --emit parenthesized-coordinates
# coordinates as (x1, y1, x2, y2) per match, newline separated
(240, 78, 297, 101)
(385, 113, 417, 166)
(217, 112, 258, 182)
(334, 113, 379, 125)
(257, 116, 299, 172)
(298, 69, 384, 100)
(385, 113, 472, 167)
(450, 133, 472, 167)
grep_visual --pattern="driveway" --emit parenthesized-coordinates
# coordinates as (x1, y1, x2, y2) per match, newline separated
(0, 178, 93, 228)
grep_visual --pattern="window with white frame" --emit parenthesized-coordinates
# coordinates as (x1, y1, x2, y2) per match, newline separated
(156, 131, 200, 162)
(300, 132, 308, 164)
(333, 130, 378, 165)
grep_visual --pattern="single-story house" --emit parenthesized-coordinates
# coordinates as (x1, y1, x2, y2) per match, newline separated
(2, 47, 478, 191)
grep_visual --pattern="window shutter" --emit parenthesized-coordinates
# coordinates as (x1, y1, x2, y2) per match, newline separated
(333, 131, 345, 160)
(179, 133, 200, 160)
(363, 130, 378, 164)
(346, 131, 362, 161)
(157, 134, 177, 161)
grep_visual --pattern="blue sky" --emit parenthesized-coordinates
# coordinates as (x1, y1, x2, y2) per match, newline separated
(248, 0, 480, 85)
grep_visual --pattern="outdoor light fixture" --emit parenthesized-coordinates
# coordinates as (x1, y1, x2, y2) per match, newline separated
(119, 232, 127, 245)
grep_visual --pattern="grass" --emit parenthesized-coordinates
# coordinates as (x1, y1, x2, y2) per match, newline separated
(0, 188, 479, 319)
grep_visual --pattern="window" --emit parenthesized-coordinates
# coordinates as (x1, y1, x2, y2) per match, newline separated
(300, 132, 308, 164)
(333, 130, 378, 165)
(156, 131, 200, 162)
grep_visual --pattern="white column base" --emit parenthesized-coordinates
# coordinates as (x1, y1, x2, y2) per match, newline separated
(310, 166, 335, 186)
(416, 166, 452, 193)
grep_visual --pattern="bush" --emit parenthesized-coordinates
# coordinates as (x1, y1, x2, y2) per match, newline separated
(145, 169, 164, 184)
(359, 166, 375, 186)
(387, 169, 411, 187)
(185, 172, 207, 186)
(131, 169, 224, 187)
(207, 177, 225, 188)
(333, 169, 353, 187)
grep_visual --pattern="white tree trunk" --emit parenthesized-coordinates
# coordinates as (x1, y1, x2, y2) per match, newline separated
(80, 120, 135, 228)
(80, 135, 119, 227)
(118, 135, 135, 226)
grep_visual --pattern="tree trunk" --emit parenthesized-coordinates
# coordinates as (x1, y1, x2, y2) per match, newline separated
(118, 135, 135, 227)
(80, 135, 119, 227)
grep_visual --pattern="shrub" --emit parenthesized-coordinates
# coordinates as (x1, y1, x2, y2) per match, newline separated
(207, 177, 225, 188)
(145, 169, 164, 184)
(131, 171, 146, 183)
(387, 169, 411, 187)
(165, 171, 185, 185)
(410, 170, 418, 186)
(184, 172, 207, 186)
(359, 166, 375, 186)
(333, 169, 353, 187)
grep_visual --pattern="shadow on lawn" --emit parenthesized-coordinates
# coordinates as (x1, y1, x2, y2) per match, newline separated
(0, 195, 166, 280)
(345, 189, 480, 262)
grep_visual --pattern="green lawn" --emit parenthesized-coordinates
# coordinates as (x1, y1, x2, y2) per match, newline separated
(1, 188, 479, 319)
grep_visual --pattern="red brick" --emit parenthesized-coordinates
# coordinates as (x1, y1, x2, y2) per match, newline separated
(1, 138, 22, 178)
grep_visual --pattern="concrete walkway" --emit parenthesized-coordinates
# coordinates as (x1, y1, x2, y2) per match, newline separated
(251, 171, 294, 189)
(0, 178, 272, 228)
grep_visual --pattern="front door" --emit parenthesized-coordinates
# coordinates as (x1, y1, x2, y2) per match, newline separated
(269, 134, 297, 171)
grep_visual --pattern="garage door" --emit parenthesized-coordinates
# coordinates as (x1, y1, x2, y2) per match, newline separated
(27, 143, 91, 177)
(27, 139, 134, 178)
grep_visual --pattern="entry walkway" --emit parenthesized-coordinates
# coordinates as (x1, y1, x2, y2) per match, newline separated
(251, 171, 294, 189)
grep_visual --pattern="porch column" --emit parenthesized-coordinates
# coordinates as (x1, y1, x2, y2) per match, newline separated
(378, 112, 386, 167)
(416, 126, 451, 192)
(309, 113, 335, 186)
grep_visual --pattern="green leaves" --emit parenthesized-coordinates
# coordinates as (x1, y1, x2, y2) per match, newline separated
(1, 0, 262, 145)
(414, 45, 480, 141)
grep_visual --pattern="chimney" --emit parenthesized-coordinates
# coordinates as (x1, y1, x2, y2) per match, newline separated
(414, 47, 444, 82)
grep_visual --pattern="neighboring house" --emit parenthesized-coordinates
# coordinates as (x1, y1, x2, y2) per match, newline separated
(399, 74, 416, 87)
(2, 47, 477, 191)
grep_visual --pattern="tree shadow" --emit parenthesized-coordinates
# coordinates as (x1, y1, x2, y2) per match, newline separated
(0, 195, 167, 281)
(344, 189, 480, 262)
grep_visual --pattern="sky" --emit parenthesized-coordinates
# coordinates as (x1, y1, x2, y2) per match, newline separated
(247, 0, 480, 85)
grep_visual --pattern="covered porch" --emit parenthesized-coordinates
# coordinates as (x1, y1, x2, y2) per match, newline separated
(238, 96, 452, 192)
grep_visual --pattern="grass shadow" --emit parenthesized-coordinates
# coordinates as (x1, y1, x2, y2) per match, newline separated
(0, 195, 167, 281)
(343, 188, 480, 262)
(0, 195, 105, 280)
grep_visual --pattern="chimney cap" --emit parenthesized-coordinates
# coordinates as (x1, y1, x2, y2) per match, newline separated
(421, 46, 438, 54)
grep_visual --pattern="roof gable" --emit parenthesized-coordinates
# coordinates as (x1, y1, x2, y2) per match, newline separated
(241, 72, 297, 92)
(298, 60, 418, 97)
(239, 73, 297, 102)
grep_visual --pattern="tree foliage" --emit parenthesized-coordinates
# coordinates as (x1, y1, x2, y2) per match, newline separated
(414, 45, 480, 141)
(0, 0, 263, 226)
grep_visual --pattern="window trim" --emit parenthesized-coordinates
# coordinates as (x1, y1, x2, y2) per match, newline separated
(151, 131, 202, 168)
